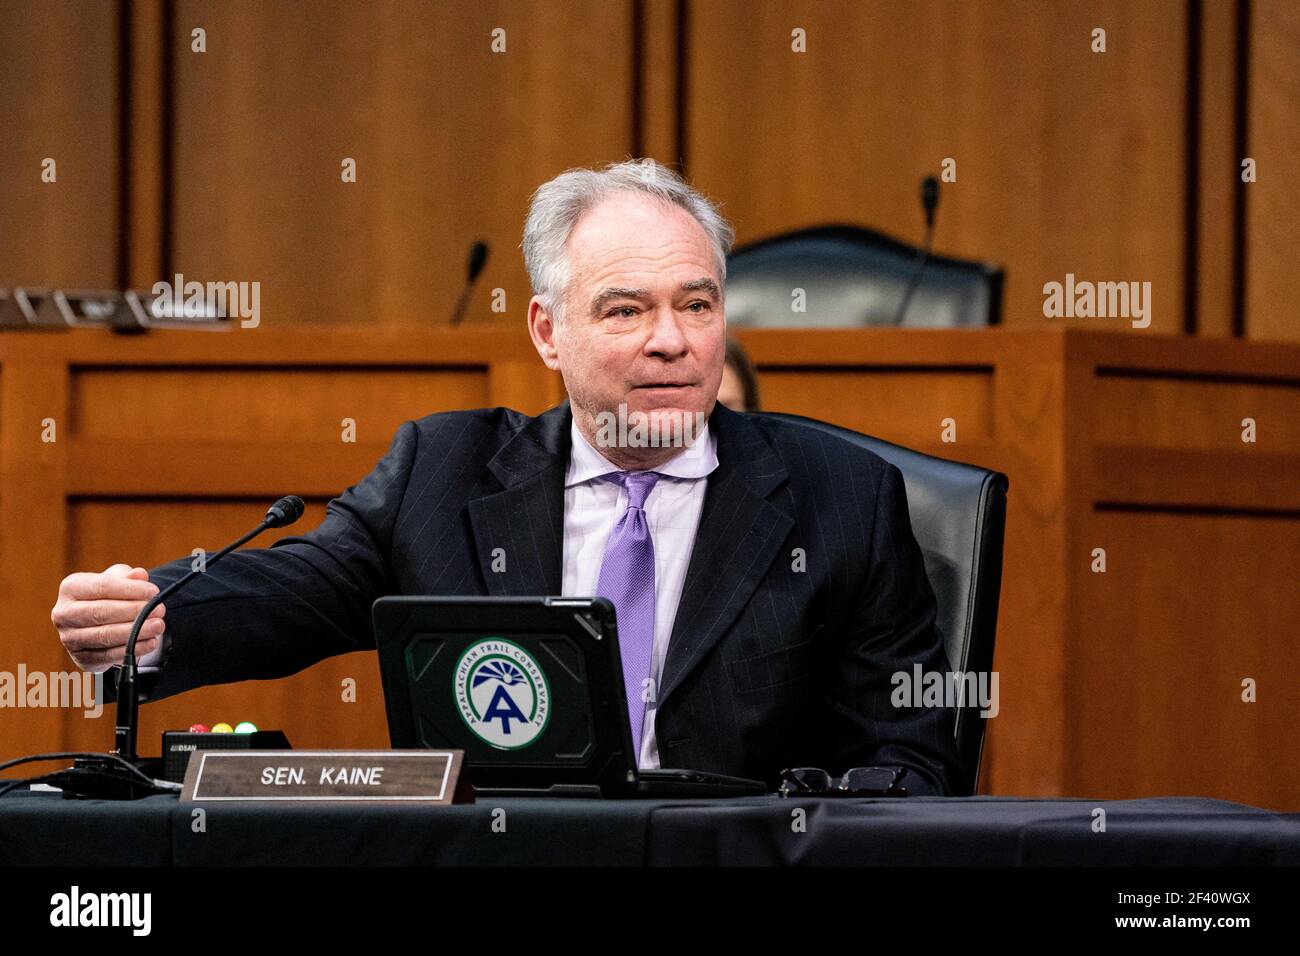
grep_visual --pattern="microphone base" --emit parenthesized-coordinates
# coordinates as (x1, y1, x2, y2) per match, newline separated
(45, 755, 173, 801)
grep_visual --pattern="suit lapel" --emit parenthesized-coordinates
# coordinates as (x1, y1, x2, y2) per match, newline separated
(467, 402, 571, 596)
(657, 403, 793, 709)
(465, 400, 794, 710)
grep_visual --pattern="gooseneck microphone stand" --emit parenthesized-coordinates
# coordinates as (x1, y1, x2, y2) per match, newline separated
(43, 496, 305, 800)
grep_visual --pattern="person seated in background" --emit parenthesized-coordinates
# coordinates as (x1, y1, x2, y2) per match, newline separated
(51, 157, 960, 793)
(718, 336, 761, 412)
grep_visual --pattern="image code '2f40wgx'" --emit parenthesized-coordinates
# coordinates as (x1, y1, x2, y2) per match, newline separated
(372, 596, 763, 798)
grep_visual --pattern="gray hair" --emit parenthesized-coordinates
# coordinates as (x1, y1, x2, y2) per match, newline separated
(521, 157, 736, 323)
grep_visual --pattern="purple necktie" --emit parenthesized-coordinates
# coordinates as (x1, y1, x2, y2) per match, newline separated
(595, 470, 660, 756)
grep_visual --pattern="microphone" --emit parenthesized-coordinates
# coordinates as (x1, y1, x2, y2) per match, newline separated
(922, 175, 939, 230)
(448, 240, 491, 327)
(889, 175, 941, 327)
(112, 496, 306, 765)
(26, 496, 306, 800)
(265, 494, 305, 527)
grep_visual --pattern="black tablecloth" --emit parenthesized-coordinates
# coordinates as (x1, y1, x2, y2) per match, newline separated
(2, 791, 1297, 866)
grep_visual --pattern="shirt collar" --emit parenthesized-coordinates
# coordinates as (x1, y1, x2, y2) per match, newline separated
(566, 415, 719, 488)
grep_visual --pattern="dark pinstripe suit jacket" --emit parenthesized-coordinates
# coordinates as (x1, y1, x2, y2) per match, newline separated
(135, 400, 961, 794)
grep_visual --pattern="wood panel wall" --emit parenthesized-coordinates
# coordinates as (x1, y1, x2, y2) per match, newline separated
(687, 0, 1192, 332)
(168, 0, 635, 327)
(1245, 0, 1300, 341)
(0, 0, 121, 289)
(739, 326, 1300, 809)
(2, 1, 1296, 338)
(1068, 334, 1300, 807)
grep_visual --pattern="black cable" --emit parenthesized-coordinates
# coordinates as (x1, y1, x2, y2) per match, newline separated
(0, 751, 165, 789)
(0, 772, 69, 799)
(890, 219, 935, 327)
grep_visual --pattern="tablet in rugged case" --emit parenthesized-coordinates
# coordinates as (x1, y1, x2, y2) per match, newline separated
(373, 595, 764, 798)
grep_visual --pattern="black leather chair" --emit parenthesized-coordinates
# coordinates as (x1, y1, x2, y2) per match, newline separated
(756, 411, 1009, 796)
(725, 224, 1004, 328)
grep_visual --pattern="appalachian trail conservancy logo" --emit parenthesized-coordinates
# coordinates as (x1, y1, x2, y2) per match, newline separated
(454, 638, 550, 749)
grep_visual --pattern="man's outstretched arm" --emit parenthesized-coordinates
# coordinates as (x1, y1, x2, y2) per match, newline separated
(53, 421, 419, 702)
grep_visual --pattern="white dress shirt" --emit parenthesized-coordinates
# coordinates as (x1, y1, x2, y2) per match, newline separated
(562, 416, 719, 769)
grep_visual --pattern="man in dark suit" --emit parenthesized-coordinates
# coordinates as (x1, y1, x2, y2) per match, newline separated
(52, 158, 960, 794)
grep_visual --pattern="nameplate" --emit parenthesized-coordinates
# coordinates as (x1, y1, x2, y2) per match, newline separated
(180, 749, 472, 804)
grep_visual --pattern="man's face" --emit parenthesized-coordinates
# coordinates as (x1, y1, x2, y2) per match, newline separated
(529, 191, 726, 456)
